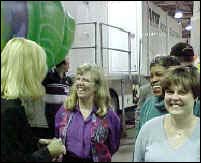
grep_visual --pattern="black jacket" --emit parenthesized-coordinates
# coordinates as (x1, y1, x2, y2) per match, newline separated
(1, 98, 52, 162)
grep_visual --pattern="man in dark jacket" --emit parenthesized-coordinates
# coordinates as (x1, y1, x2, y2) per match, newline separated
(43, 56, 73, 137)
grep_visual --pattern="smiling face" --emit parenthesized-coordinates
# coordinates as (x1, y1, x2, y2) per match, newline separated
(164, 84, 195, 116)
(150, 65, 166, 96)
(75, 71, 96, 100)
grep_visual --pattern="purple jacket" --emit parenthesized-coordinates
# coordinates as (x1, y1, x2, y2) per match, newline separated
(55, 105, 121, 161)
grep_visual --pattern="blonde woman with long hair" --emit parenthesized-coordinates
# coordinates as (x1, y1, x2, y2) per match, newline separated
(55, 63, 121, 162)
(1, 38, 66, 162)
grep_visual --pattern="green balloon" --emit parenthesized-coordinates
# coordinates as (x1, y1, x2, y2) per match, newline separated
(1, 1, 12, 51)
(1, 1, 75, 69)
(27, 1, 75, 69)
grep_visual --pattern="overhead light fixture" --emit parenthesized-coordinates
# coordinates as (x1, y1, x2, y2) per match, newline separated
(185, 24, 192, 31)
(174, 10, 183, 19)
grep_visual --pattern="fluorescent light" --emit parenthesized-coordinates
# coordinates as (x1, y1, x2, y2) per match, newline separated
(174, 10, 183, 19)
(185, 24, 192, 31)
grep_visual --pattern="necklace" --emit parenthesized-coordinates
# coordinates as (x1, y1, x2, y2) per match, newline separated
(167, 115, 197, 138)
(174, 128, 185, 137)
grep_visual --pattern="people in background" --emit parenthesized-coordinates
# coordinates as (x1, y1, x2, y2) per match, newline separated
(134, 80, 152, 144)
(1, 38, 66, 162)
(54, 63, 121, 162)
(135, 56, 182, 137)
(170, 42, 196, 66)
(134, 66, 200, 162)
(42, 56, 73, 138)
(170, 42, 200, 99)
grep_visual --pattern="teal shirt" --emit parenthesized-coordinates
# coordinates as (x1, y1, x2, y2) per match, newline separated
(135, 96, 200, 137)
(134, 115, 200, 162)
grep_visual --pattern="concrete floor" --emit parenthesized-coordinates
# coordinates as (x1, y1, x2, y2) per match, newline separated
(112, 126, 136, 162)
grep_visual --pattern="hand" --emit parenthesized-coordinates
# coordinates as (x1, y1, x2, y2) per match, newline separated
(39, 138, 66, 157)
(39, 138, 52, 145)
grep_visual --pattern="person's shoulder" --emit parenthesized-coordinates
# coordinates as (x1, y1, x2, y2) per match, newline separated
(42, 69, 56, 85)
(106, 108, 120, 121)
(56, 105, 73, 115)
(107, 108, 117, 116)
(142, 115, 164, 130)
(55, 105, 74, 123)
(46, 69, 55, 76)
(145, 95, 156, 102)
(137, 115, 165, 142)
(141, 95, 156, 107)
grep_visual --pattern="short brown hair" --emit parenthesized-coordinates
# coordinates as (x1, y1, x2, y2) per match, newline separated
(161, 65, 200, 99)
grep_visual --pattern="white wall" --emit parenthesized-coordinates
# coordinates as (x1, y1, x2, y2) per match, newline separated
(142, 1, 182, 75)
(107, 1, 142, 74)
(61, 1, 182, 76)
(191, 1, 200, 57)
(167, 16, 183, 54)
(61, 1, 108, 74)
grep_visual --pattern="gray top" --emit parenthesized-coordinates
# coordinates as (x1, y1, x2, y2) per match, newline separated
(134, 115, 200, 162)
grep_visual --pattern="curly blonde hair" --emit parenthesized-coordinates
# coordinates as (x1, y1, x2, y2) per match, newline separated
(1, 37, 48, 99)
(65, 63, 111, 117)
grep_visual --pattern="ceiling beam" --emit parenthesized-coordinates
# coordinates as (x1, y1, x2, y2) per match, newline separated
(151, 1, 193, 38)
(157, 3, 177, 6)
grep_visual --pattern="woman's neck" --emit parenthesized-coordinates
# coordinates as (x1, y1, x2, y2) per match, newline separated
(169, 113, 197, 130)
(78, 96, 94, 111)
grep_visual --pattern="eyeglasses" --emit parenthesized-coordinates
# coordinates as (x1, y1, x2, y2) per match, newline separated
(75, 77, 94, 84)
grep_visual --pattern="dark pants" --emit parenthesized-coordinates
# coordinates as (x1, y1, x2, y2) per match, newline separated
(31, 127, 52, 139)
(45, 103, 61, 137)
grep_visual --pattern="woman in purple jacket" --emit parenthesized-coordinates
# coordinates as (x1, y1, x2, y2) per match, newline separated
(55, 63, 121, 162)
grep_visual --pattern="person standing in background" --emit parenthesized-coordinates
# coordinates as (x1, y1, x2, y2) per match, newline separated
(170, 42, 197, 67)
(42, 56, 73, 138)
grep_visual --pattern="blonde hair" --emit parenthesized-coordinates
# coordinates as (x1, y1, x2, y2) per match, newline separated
(1, 37, 48, 100)
(65, 63, 111, 117)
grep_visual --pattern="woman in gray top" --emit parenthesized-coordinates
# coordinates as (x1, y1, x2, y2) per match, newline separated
(134, 66, 200, 162)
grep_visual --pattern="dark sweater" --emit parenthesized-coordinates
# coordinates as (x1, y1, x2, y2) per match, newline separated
(1, 98, 52, 162)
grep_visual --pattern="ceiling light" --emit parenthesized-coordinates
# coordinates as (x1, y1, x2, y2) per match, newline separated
(174, 10, 183, 19)
(185, 24, 192, 31)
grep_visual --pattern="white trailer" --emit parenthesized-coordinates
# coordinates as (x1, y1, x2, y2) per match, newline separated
(191, 1, 200, 58)
(61, 1, 182, 132)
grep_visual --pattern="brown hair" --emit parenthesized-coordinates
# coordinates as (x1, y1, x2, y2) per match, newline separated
(161, 65, 200, 99)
